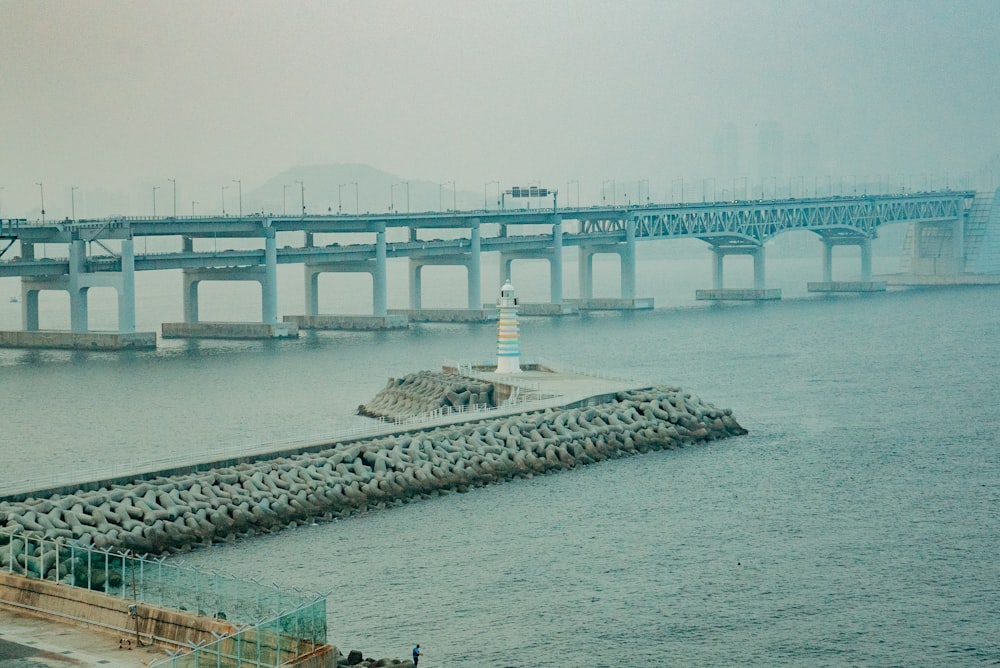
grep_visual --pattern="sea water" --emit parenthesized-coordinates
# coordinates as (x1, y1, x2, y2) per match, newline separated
(1, 255, 998, 666)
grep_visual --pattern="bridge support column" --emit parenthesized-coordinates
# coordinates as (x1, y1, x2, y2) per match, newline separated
(821, 240, 834, 283)
(374, 229, 387, 316)
(21, 288, 39, 331)
(304, 268, 319, 317)
(468, 224, 481, 310)
(860, 237, 872, 281)
(499, 256, 513, 285)
(183, 272, 200, 323)
(551, 217, 563, 304)
(117, 238, 136, 333)
(578, 247, 594, 301)
(712, 249, 724, 289)
(621, 217, 636, 299)
(18, 243, 39, 331)
(753, 246, 766, 290)
(68, 239, 89, 333)
(409, 261, 422, 310)
(262, 233, 278, 325)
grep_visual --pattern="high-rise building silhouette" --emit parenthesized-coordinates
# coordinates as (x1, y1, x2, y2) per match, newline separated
(757, 121, 784, 185)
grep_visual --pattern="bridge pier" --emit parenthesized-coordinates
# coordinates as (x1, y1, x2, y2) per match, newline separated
(573, 218, 652, 311)
(171, 230, 296, 339)
(698, 244, 780, 301)
(5, 237, 155, 349)
(808, 235, 885, 293)
(496, 217, 574, 314)
(405, 222, 486, 319)
(303, 230, 388, 318)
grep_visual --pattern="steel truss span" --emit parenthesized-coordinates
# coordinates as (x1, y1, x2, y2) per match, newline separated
(582, 192, 974, 246)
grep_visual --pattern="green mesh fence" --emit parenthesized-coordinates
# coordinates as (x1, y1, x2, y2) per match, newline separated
(0, 527, 327, 667)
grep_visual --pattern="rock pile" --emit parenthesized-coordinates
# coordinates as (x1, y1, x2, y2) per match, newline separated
(357, 371, 496, 419)
(0, 386, 746, 578)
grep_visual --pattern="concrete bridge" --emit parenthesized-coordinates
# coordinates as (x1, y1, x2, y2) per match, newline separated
(1, 189, 997, 348)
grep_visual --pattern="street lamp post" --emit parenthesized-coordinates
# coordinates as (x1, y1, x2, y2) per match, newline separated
(638, 179, 650, 205)
(390, 183, 397, 212)
(221, 185, 229, 215)
(233, 179, 242, 217)
(439, 182, 456, 211)
(403, 181, 410, 213)
(192, 200, 198, 215)
(296, 180, 305, 215)
(567, 180, 580, 208)
(485, 181, 499, 210)
(338, 183, 345, 213)
(283, 185, 290, 215)
(704, 178, 716, 202)
(168, 178, 177, 217)
(36, 182, 45, 223)
(70, 186, 79, 221)
(602, 180, 616, 206)
(153, 185, 159, 217)
(671, 178, 684, 203)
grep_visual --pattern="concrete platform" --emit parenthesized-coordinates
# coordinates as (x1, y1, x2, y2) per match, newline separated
(284, 313, 409, 330)
(482, 302, 580, 316)
(161, 321, 299, 339)
(807, 281, 887, 292)
(0, 330, 157, 350)
(568, 297, 654, 310)
(879, 273, 1000, 286)
(389, 308, 498, 323)
(0, 606, 167, 667)
(696, 288, 782, 301)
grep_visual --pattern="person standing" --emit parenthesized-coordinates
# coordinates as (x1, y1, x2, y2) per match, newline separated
(412, 644, 421, 666)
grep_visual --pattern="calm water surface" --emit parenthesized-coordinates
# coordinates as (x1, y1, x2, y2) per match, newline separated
(1, 257, 998, 666)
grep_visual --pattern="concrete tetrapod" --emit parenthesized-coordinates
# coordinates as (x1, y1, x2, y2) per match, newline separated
(0, 387, 747, 576)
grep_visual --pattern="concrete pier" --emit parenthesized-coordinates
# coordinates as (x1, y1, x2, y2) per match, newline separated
(569, 297, 654, 310)
(807, 281, 887, 293)
(0, 330, 157, 350)
(284, 314, 409, 330)
(696, 288, 782, 301)
(511, 302, 579, 316)
(161, 321, 299, 339)
(880, 273, 1000, 286)
(389, 308, 498, 323)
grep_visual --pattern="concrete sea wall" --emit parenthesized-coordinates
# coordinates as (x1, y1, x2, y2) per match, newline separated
(0, 386, 746, 574)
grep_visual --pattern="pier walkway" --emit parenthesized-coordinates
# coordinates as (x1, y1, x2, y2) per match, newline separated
(0, 606, 167, 667)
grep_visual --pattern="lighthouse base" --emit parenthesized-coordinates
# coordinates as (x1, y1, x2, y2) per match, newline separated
(495, 357, 522, 374)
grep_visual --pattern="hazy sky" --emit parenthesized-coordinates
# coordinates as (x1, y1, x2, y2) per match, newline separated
(1, 0, 998, 216)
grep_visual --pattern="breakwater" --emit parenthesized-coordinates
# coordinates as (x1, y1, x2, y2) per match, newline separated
(358, 370, 498, 419)
(0, 384, 745, 577)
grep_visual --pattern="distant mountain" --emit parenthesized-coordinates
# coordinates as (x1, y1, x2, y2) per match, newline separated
(245, 164, 488, 215)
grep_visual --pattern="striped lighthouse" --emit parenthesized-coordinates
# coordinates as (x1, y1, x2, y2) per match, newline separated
(495, 279, 521, 374)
